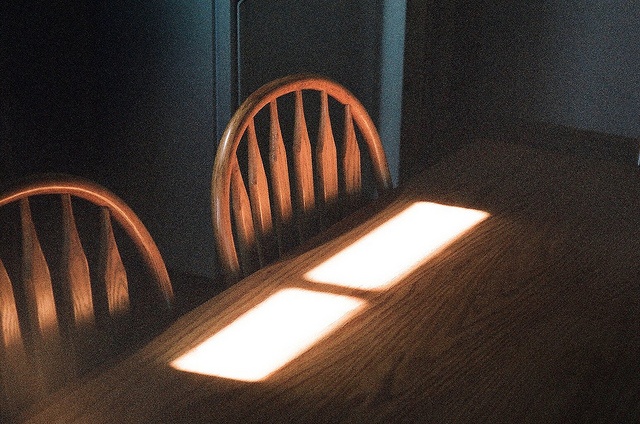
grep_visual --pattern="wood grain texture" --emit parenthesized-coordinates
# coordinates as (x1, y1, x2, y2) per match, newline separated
(246, 119, 273, 244)
(316, 90, 338, 204)
(60, 194, 94, 328)
(0, 259, 34, 420)
(247, 118, 276, 268)
(212, 74, 393, 281)
(268, 99, 293, 226)
(0, 174, 174, 421)
(267, 98, 296, 258)
(27, 142, 640, 423)
(293, 90, 315, 213)
(342, 104, 361, 196)
(230, 156, 259, 276)
(19, 198, 69, 413)
(20, 198, 59, 339)
(0, 258, 22, 350)
(0, 174, 173, 305)
(293, 89, 317, 243)
(98, 208, 129, 316)
(0, 259, 32, 423)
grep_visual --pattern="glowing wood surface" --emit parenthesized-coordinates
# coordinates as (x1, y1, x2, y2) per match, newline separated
(171, 288, 364, 381)
(25, 143, 640, 423)
(306, 202, 489, 290)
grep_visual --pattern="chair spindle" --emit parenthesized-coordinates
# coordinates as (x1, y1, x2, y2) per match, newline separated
(61, 194, 94, 328)
(20, 198, 59, 338)
(269, 99, 293, 224)
(293, 90, 315, 213)
(316, 90, 338, 204)
(247, 119, 276, 266)
(230, 156, 258, 274)
(0, 258, 32, 421)
(247, 119, 273, 237)
(269, 99, 299, 253)
(212, 74, 393, 281)
(0, 259, 22, 350)
(98, 208, 129, 316)
(342, 104, 362, 195)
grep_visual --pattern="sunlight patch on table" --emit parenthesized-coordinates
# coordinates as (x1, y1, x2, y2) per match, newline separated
(170, 288, 365, 382)
(305, 201, 489, 290)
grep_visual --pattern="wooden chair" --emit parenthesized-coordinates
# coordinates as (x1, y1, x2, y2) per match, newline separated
(212, 74, 393, 282)
(0, 174, 174, 420)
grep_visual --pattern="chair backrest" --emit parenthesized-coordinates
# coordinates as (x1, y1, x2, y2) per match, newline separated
(212, 74, 392, 282)
(0, 174, 173, 419)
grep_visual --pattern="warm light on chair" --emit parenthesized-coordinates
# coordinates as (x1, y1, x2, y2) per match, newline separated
(170, 288, 365, 382)
(305, 202, 490, 290)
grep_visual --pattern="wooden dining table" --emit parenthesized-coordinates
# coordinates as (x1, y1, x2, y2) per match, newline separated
(22, 141, 640, 423)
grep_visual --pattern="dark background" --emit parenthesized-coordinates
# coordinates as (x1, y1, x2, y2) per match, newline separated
(2, 1, 638, 281)
(400, 0, 639, 179)
(1, 2, 216, 280)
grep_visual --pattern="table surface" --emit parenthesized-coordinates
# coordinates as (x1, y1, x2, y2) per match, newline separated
(24, 141, 640, 423)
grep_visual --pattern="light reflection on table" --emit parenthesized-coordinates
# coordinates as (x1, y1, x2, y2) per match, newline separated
(171, 201, 489, 381)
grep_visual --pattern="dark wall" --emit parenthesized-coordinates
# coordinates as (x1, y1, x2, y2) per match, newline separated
(401, 0, 640, 180)
(400, 0, 457, 181)
(1, 3, 217, 278)
(2, 1, 406, 279)
(454, 1, 640, 139)
(217, 0, 406, 183)
(237, 0, 383, 108)
(2, 4, 95, 178)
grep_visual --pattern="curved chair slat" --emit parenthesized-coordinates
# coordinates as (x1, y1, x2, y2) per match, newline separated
(212, 74, 393, 282)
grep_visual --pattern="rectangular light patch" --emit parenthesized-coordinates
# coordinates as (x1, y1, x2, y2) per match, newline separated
(170, 288, 364, 382)
(304, 202, 489, 290)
